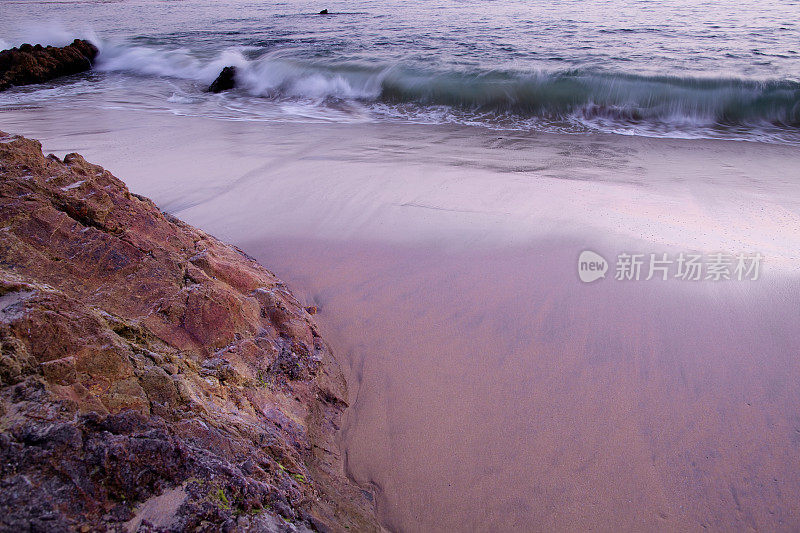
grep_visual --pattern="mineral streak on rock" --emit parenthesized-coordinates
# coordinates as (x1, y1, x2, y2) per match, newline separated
(0, 39, 99, 91)
(0, 132, 379, 532)
(208, 66, 237, 93)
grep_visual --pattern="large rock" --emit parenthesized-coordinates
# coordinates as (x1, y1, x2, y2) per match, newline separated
(0, 132, 379, 532)
(208, 66, 237, 93)
(0, 39, 99, 91)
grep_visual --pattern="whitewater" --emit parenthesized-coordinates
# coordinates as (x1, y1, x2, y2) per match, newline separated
(1, 0, 799, 143)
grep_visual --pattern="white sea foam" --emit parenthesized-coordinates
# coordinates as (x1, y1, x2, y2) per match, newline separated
(94, 42, 249, 84)
(237, 55, 385, 100)
(167, 93, 196, 104)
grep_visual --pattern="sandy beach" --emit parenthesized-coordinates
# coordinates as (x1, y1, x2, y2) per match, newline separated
(3, 0, 800, 528)
(4, 106, 800, 530)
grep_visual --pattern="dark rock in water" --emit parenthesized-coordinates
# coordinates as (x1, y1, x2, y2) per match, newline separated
(208, 65, 237, 93)
(319, 8, 329, 14)
(0, 39, 98, 91)
(0, 132, 381, 532)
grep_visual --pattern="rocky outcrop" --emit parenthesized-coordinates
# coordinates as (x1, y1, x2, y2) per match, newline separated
(209, 66, 237, 93)
(0, 132, 379, 532)
(0, 39, 99, 91)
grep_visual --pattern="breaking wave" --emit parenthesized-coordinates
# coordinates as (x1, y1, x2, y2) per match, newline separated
(92, 41, 800, 129)
(0, 34, 788, 142)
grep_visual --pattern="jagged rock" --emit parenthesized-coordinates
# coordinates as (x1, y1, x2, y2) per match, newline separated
(0, 39, 99, 91)
(208, 66, 237, 93)
(0, 132, 379, 532)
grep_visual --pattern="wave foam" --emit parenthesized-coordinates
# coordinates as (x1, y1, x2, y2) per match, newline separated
(94, 42, 249, 84)
(8, 36, 800, 142)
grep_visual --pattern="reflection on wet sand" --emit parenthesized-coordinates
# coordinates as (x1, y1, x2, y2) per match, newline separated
(251, 238, 800, 531)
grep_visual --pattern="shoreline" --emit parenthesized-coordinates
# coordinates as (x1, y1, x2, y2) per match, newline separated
(3, 107, 800, 269)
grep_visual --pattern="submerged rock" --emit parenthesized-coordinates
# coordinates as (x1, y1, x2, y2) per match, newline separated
(208, 65, 237, 93)
(0, 39, 98, 91)
(0, 132, 379, 531)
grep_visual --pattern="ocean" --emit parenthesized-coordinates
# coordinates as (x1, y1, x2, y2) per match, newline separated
(1, 0, 799, 143)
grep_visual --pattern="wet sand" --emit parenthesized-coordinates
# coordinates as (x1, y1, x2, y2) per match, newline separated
(249, 238, 800, 531)
(3, 107, 800, 530)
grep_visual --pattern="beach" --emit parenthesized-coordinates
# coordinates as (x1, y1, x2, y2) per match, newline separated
(4, 106, 800, 530)
(2, 0, 800, 528)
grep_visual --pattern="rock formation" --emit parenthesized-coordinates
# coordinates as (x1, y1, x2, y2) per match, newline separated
(0, 39, 99, 91)
(0, 132, 379, 532)
(209, 66, 237, 93)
